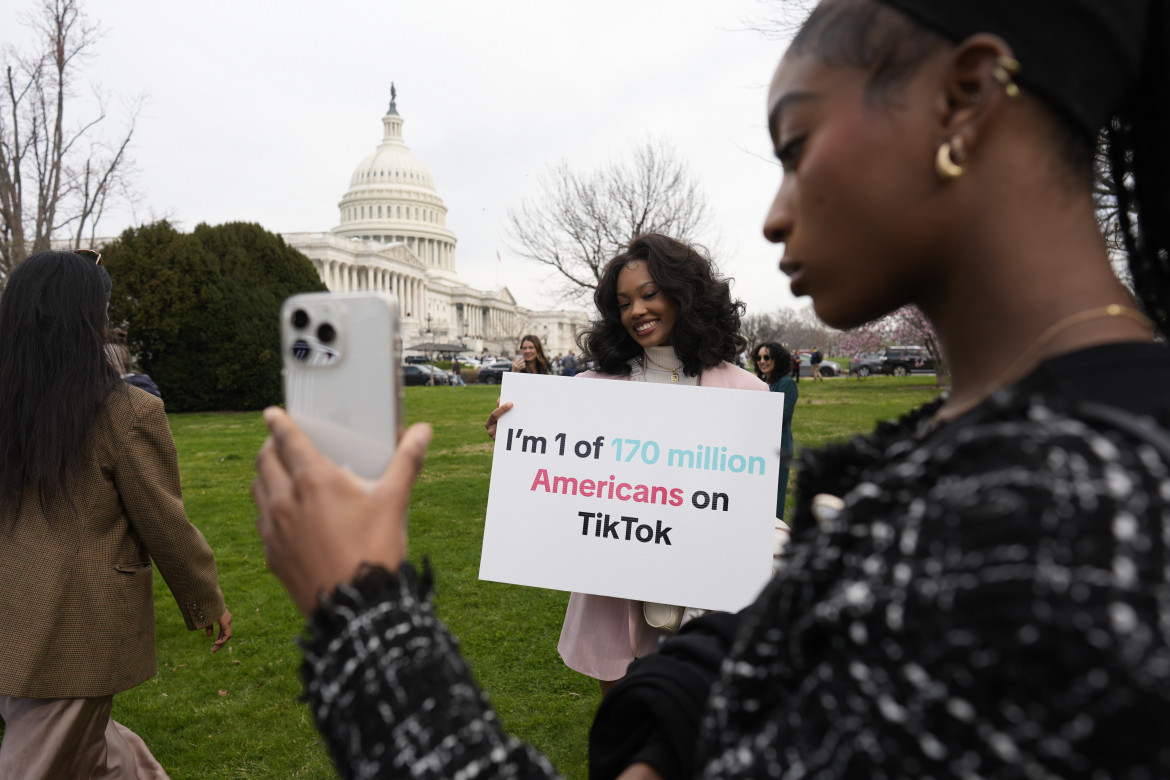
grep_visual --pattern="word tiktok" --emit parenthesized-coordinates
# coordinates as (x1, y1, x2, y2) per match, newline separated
(579, 512, 672, 545)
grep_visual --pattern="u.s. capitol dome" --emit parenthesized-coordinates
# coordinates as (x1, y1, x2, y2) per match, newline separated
(283, 85, 586, 357)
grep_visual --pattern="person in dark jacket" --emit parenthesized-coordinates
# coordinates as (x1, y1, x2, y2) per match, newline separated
(562, 350, 578, 377)
(752, 341, 799, 519)
(105, 341, 162, 399)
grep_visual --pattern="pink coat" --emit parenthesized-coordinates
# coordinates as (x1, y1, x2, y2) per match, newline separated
(557, 360, 767, 680)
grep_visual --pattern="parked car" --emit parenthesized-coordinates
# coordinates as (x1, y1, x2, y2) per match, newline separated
(403, 364, 451, 386)
(404, 354, 432, 364)
(855, 346, 935, 377)
(797, 352, 841, 378)
(428, 364, 454, 385)
(852, 353, 885, 377)
(477, 359, 513, 385)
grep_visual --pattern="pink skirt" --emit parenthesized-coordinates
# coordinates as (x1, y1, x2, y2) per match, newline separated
(557, 592, 672, 681)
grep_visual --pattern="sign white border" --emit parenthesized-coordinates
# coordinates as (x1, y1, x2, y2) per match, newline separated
(479, 372, 785, 612)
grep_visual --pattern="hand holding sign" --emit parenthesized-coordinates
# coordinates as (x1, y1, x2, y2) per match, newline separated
(481, 373, 785, 612)
(485, 399, 513, 440)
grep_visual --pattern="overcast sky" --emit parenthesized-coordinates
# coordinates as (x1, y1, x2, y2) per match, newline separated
(2, 0, 810, 317)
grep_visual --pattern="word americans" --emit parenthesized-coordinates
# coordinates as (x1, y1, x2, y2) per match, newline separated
(529, 469, 685, 506)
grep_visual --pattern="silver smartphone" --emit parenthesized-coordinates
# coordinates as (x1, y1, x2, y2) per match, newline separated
(281, 292, 402, 479)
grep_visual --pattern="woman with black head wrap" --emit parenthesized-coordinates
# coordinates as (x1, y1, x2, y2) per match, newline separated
(251, 1, 1170, 777)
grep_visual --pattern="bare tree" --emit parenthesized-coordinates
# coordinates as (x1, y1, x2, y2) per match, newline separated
(741, 305, 843, 354)
(773, 305, 838, 351)
(0, 0, 138, 281)
(740, 311, 783, 351)
(1091, 141, 1138, 290)
(506, 139, 711, 304)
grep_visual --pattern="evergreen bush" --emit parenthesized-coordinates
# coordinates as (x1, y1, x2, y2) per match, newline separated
(104, 221, 327, 411)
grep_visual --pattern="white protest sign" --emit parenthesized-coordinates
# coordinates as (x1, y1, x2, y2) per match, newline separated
(480, 372, 785, 612)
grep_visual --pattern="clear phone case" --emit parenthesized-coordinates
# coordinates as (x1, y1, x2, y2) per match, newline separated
(281, 292, 401, 479)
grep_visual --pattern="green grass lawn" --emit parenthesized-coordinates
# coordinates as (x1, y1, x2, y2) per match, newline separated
(6, 377, 941, 779)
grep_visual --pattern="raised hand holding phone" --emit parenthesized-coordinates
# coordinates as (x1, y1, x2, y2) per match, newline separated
(253, 408, 432, 615)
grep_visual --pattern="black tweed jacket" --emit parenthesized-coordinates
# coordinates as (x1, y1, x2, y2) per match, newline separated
(300, 343, 1170, 779)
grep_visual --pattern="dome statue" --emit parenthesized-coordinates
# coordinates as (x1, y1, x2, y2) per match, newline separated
(332, 88, 458, 274)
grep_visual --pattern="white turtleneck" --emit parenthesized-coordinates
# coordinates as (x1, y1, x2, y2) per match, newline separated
(642, 345, 699, 386)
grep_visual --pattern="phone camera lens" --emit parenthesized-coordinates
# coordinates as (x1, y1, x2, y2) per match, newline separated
(317, 323, 336, 344)
(291, 339, 311, 361)
(291, 309, 309, 329)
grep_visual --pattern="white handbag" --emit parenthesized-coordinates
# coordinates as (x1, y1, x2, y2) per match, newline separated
(642, 601, 684, 632)
(644, 517, 800, 632)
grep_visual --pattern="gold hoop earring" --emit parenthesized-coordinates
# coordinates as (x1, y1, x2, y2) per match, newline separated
(935, 136, 966, 181)
(992, 55, 1021, 98)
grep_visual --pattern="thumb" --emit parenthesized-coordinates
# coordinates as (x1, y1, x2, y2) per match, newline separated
(372, 423, 432, 512)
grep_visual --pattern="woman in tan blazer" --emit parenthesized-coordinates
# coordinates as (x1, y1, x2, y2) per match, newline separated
(0, 251, 233, 778)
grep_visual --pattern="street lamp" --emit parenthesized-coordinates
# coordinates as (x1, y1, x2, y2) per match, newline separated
(425, 314, 435, 386)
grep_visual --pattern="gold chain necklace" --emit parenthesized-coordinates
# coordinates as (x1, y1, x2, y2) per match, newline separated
(933, 304, 1154, 424)
(644, 352, 683, 382)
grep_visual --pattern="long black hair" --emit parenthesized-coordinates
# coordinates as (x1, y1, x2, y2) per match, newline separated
(0, 251, 122, 518)
(788, 0, 1170, 341)
(579, 233, 747, 377)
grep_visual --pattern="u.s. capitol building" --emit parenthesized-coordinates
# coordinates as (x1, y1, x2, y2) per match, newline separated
(283, 88, 588, 357)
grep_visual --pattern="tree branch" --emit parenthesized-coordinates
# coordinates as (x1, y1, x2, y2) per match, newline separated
(506, 138, 712, 303)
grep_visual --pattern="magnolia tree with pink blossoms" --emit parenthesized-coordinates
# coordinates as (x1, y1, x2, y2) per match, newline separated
(835, 327, 885, 364)
(840, 305, 949, 385)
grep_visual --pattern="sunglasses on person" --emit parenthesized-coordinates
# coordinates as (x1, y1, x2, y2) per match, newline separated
(757, 353, 773, 361)
(76, 249, 103, 266)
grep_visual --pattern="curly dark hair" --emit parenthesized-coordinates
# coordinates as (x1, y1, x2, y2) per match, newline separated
(578, 233, 747, 377)
(752, 341, 798, 384)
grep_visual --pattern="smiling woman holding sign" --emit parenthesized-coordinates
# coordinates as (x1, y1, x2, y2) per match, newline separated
(487, 233, 766, 693)
(254, 0, 1170, 777)
(554, 235, 766, 692)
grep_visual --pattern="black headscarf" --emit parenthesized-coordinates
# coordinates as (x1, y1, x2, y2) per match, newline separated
(875, 0, 1153, 140)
